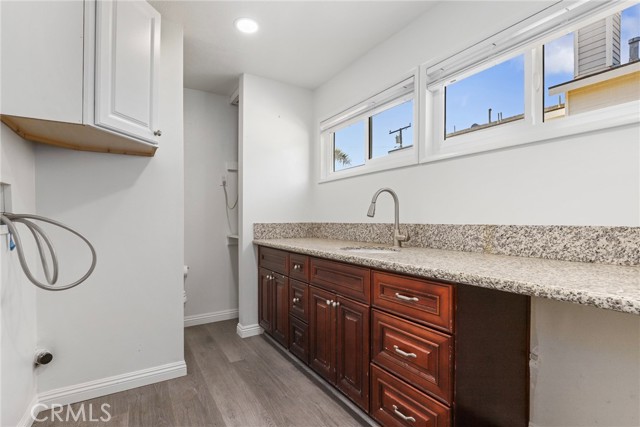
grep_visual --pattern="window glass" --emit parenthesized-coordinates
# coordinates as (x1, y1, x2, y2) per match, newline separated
(333, 121, 365, 172)
(369, 100, 413, 159)
(544, 4, 640, 121)
(543, 33, 573, 121)
(445, 54, 525, 139)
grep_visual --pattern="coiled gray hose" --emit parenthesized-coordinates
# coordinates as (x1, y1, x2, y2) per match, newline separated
(0, 213, 97, 291)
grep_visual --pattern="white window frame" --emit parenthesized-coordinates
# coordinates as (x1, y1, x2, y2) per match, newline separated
(421, 0, 640, 163)
(319, 70, 419, 182)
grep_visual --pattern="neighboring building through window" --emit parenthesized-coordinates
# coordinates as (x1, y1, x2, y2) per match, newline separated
(424, 1, 639, 163)
(545, 3, 640, 121)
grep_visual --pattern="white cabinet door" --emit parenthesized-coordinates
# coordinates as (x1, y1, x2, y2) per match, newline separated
(0, 1, 84, 123)
(94, 0, 161, 144)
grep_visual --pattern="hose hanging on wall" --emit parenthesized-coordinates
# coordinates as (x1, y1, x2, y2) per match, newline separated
(0, 213, 97, 291)
(222, 177, 238, 234)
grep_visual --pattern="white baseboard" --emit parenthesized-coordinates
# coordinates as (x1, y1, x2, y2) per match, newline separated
(37, 361, 186, 407)
(17, 394, 39, 427)
(236, 322, 263, 338)
(184, 308, 238, 328)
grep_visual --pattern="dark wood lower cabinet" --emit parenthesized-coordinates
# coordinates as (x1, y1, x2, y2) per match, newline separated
(258, 246, 530, 427)
(371, 364, 450, 427)
(272, 273, 289, 346)
(308, 285, 370, 411)
(258, 267, 289, 347)
(289, 315, 309, 364)
(309, 286, 336, 383)
(336, 296, 369, 411)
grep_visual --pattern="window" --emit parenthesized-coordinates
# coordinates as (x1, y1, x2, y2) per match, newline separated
(424, 1, 640, 163)
(544, 3, 640, 121)
(370, 99, 414, 158)
(333, 121, 365, 172)
(445, 55, 525, 138)
(320, 1, 639, 180)
(320, 75, 417, 181)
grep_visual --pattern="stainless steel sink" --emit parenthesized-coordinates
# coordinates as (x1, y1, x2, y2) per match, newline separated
(340, 246, 399, 254)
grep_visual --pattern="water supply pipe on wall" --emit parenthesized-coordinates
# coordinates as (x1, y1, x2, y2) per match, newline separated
(0, 212, 97, 291)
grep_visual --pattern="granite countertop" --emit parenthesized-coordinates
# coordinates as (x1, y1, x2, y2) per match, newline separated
(254, 238, 640, 315)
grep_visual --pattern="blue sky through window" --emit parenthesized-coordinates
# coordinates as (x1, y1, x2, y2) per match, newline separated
(544, 32, 573, 109)
(333, 121, 365, 171)
(445, 55, 525, 136)
(370, 100, 413, 159)
(622, 4, 640, 64)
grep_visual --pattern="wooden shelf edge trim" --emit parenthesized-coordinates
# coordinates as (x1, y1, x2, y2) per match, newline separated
(1, 115, 156, 157)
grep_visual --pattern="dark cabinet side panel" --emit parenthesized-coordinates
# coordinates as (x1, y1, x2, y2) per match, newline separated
(454, 284, 530, 427)
(258, 268, 273, 334)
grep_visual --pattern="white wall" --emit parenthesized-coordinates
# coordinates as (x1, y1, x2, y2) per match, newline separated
(310, 2, 640, 426)
(238, 74, 313, 334)
(33, 19, 185, 397)
(0, 126, 38, 427)
(184, 88, 239, 322)
(530, 299, 639, 427)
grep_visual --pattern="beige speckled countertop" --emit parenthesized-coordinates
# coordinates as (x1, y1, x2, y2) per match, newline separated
(254, 238, 640, 315)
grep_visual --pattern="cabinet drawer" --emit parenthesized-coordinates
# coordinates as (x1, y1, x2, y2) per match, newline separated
(371, 364, 450, 427)
(373, 271, 454, 332)
(289, 315, 309, 364)
(259, 247, 288, 275)
(372, 310, 453, 404)
(289, 253, 310, 282)
(310, 258, 370, 304)
(289, 280, 309, 322)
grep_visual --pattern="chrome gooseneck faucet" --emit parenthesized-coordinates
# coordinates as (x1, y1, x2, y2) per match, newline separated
(367, 188, 409, 248)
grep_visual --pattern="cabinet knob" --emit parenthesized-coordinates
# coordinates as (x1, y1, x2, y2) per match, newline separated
(154, 130, 162, 136)
(332, 301, 340, 307)
(292, 297, 300, 304)
(326, 299, 331, 305)
(293, 263, 302, 271)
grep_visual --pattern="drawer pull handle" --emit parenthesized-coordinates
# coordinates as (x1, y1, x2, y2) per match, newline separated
(392, 405, 416, 423)
(395, 292, 419, 302)
(393, 345, 417, 358)
(293, 263, 302, 271)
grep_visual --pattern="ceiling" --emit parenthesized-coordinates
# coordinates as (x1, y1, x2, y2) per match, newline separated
(150, 1, 437, 96)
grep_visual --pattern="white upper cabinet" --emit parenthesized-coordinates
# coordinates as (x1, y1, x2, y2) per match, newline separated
(0, 1, 85, 124)
(0, 0, 162, 156)
(95, 0, 161, 143)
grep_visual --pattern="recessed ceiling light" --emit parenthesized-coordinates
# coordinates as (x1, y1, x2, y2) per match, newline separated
(235, 18, 259, 34)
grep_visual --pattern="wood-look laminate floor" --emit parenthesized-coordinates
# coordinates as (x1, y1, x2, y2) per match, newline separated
(34, 320, 364, 427)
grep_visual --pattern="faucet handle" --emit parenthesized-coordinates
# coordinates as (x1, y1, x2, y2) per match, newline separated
(396, 229, 410, 244)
